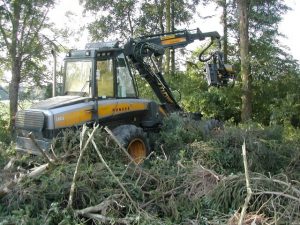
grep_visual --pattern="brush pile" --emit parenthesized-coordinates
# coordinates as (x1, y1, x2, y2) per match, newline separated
(0, 114, 299, 224)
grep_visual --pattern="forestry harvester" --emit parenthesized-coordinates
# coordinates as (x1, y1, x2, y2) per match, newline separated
(15, 28, 234, 163)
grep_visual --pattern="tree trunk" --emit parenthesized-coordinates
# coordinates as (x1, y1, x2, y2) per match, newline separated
(238, 0, 252, 122)
(171, 1, 175, 74)
(9, 60, 21, 134)
(127, 10, 134, 37)
(165, 0, 171, 75)
(9, 1, 21, 134)
(221, 0, 228, 63)
(155, 0, 164, 72)
(157, 0, 165, 33)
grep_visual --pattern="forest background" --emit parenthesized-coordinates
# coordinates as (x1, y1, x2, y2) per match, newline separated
(0, 0, 300, 224)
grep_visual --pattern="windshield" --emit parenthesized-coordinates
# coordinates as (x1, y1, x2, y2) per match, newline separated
(64, 61, 92, 96)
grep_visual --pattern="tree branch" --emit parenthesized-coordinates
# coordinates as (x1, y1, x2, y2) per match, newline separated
(75, 194, 123, 215)
(89, 131, 139, 211)
(0, 163, 49, 198)
(67, 124, 98, 209)
(251, 177, 300, 197)
(238, 139, 252, 225)
(253, 191, 300, 203)
(127, 10, 134, 36)
(104, 126, 137, 165)
(79, 213, 133, 224)
(0, 21, 10, 50)
(0, 1, 13, 22)
(20, 7, 50, 61)
(28, 132, 55, 165)
(19, 9, 30, 55)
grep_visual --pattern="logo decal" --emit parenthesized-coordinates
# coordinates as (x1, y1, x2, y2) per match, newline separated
(55, 116, 65, 121)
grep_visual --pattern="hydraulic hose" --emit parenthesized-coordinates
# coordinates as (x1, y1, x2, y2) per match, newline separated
(198, 40, 214, 62)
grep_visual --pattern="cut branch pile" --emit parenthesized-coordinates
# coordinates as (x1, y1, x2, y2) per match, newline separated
(210, 172, 300, 224)
(0, 125, 223, 224)
(1, 121, 300, 224)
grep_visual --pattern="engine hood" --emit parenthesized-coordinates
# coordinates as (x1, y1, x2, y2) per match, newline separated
(31, 95, 91, 110)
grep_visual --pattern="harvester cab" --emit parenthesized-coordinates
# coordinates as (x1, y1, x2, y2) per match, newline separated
(64, 41, 137, 99)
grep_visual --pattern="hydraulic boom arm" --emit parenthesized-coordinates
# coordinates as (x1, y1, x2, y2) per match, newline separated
(124, 28, 233, 113)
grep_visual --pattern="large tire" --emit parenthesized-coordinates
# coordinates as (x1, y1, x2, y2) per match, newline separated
(112, 125, 149, 164)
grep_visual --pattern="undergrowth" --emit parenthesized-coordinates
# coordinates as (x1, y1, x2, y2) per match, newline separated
(0, 103, 11, 169)
(0, 115, 299, 224)
(208, 123, 299, 175)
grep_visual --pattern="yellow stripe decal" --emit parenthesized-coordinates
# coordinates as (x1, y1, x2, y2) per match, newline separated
(161, 37, 186, 45)
(55, 109, 92, 127)
(98, 102, 147, 117)
(54, 102, 148, 128)
(160, 35, 176, 40)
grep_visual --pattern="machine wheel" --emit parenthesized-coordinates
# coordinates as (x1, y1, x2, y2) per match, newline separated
(112, 125, 149, 164)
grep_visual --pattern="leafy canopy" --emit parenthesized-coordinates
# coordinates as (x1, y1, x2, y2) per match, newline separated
(80, 0, 201, 41)
(0, 0, 56, 86)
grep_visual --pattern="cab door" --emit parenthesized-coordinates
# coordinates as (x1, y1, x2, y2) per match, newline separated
(115, 53, 137, 98)
(96, 54, 147, 124)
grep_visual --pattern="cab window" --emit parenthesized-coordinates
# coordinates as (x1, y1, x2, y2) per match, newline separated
(97, 59, 114, 98)
(116, 54, 136, 98)
(65, 61, 92, 96)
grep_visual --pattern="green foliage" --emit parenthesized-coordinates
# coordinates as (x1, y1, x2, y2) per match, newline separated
(0, 126, 217, 224)
(82, 0, 300, 127)
(81, 0, 138, 40)
(164, 69, 241, 123)
(81, 0, 201, 40)
(149, 113, 217, 161)
(269, 75, 300, 126)
(209, 173, 300, 223)
(0, 0, 56, 83)
(135, 74, 160, 102)
(151, 114, 300, 177)
(0, 103, 10, 170)
(136, 0, 200, 35)
(1, 120, 300, 224)
(0, 0, 58, 131)
(174, 64, 300, 126)
(152, 115, 300, 177)
(245, 1, 300, 125)
(0, 103, 10, 147)
(214, 0, 300, 123)
(208, 123, 299, 174)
